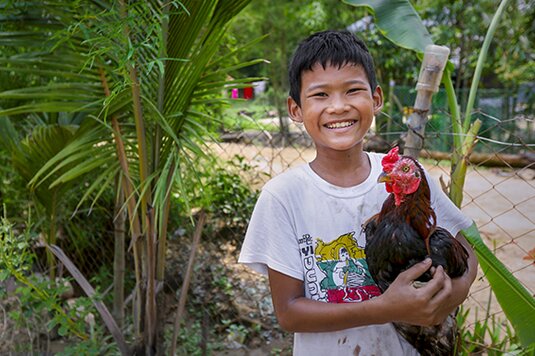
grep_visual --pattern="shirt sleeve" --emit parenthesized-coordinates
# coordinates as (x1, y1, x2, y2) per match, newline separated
(426, 170, 473, 237)
(238, 189, 304, 281)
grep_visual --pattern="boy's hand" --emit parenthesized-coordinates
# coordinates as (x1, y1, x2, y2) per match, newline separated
(380, 258, 454, 326)
(379, 233, 477, 327)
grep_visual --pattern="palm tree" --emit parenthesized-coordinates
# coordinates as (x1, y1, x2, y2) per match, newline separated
(0, 116, 91, 280)
(0, 0, 261, 353)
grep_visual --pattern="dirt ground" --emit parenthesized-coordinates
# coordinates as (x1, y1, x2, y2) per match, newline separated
(210, 140, 535, 332)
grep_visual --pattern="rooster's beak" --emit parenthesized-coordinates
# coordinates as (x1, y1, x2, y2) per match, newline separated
(378, 172, 391, 183)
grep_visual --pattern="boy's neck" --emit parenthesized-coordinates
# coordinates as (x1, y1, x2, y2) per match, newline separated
(309, 145, 371, 188)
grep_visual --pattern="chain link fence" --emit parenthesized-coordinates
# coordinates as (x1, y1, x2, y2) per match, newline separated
(1, 87, 533, 354)
(202, 86, 534, 353)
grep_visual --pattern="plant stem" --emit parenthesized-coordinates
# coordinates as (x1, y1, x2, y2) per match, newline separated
(443, 72, 462, 150)
(156, 160, 175, 281)
(156, 1, 171, 284)
(113, 174, 126, 328)
(48, 192, 57, 280)
(99, 66, 144, 337)
(170, 210, 207, 355)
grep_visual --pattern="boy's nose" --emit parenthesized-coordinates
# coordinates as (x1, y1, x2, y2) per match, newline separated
(326, 97, 350, 114)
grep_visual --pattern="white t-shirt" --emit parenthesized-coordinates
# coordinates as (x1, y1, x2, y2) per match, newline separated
(239, 151, 472, 356)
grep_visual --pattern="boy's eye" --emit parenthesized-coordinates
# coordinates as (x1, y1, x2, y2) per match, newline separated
(311, 92, 327, 97)
(348, 88, 364, 94)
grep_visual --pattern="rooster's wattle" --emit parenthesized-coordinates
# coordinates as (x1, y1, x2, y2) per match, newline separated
(363, 147, 469, 356)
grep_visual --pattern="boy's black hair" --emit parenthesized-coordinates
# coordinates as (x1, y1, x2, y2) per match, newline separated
(288, 30, 378, 106)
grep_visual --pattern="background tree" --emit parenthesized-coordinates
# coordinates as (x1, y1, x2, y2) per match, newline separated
(417, 0, 535, 113)
(0, 0, 261, 353)
(229, 0, 533, 137)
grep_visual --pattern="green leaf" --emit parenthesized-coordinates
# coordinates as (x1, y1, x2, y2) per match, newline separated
(0, 269, 10, 281)
(58, 325, 68, 336)
(343, 0, 434, 53)
(462, 222, 535, 347)
(0, 116, 20, 151)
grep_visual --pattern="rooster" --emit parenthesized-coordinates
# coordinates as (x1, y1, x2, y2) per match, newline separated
(363, 147, 469, 356)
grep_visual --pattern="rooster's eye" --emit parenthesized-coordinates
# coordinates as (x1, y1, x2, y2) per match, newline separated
(402, 166, 410, 173)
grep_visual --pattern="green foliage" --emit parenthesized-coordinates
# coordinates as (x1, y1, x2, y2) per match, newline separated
(58, 332, 120, 356)
(162, 154, 258, 246)
(168, 152, 261, 249)
(0, 211, 35, 276)
(417, 0, 535, 88)
(461, 223, 535, 347)
(219, 100, 279, 132)
(202, 155, 260, 243)
(0, 134, 43, 228)
(0, 0, 262, 234)
(0, 212, 87, 341)
(166, 320, 209, 356)
(0, 116, 118, 279)
(1, 1, 262, 350)
(343, 0, 433, 53)
(0, 211, 122, 353)
(222, 319, 253, 346)
(456, 305, 533, 355)
(229, 0, 532, 112)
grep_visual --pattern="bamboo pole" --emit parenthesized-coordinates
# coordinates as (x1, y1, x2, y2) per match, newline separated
(403, 45, 450, 159)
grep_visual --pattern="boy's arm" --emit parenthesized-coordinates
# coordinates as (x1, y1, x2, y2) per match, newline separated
(268, 258, 456, 333)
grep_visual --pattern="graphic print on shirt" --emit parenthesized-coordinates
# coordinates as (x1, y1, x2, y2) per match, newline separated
(299, 231, 381, 303)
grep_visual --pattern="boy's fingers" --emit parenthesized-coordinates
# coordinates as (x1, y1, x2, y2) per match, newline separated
(419, 265, 446, 296)
(399, 258, 432, 282)
(429, 266, 451, 300)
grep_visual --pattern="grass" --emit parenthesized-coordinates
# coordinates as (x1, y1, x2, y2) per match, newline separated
(220, 99, 279, 132)
(456, 305, 532, 355)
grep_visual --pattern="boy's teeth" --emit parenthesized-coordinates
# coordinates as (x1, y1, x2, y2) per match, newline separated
(326, 121, 354, 129)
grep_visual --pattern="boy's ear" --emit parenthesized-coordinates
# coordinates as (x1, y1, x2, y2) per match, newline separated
(287, 96, 303, 123)
(372, 86, 384, 114)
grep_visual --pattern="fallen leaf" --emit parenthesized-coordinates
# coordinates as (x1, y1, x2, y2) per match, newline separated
(522, 247, 535, 265)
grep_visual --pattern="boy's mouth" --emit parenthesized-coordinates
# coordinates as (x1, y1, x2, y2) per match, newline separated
(325, 120, 356, 129)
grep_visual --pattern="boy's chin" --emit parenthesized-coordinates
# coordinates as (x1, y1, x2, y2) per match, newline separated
(318, 139, 365, 153)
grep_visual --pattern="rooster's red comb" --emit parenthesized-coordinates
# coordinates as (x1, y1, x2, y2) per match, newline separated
(382, 146, 400, 172)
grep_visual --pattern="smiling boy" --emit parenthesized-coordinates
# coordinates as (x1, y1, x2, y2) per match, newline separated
(239, 30, 477, 355)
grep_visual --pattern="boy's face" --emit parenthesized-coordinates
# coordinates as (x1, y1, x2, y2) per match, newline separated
(288, 63, 383, 154)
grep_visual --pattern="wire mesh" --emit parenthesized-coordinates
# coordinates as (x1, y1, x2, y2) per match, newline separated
(1, 86, 533, 354)
(203, 86, 535, 352)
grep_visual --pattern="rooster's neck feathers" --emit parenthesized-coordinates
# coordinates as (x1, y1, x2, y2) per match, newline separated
(380, 153, 436, 242)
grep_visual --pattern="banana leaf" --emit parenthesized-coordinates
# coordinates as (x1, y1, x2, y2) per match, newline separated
(343, 0, 433, 53)
(462, 222, 535, 346)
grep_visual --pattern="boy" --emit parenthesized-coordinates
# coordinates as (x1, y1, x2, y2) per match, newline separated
(239, 30, 477, 355)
